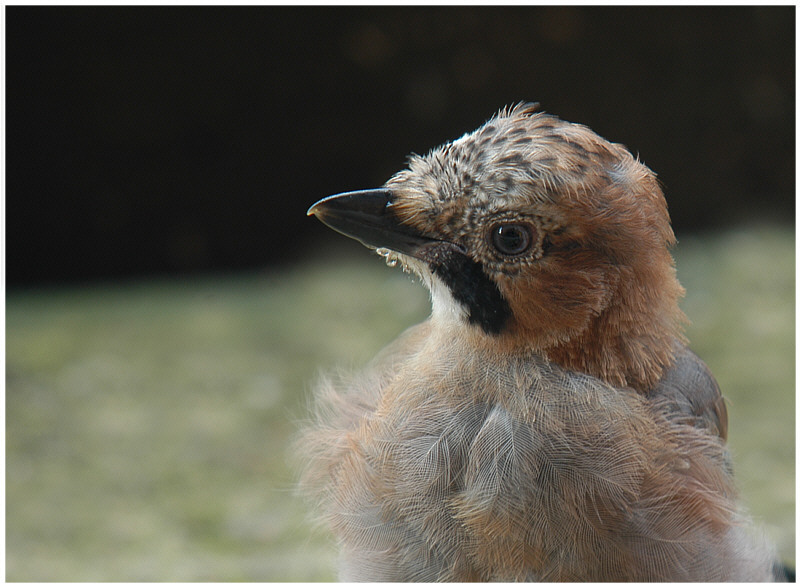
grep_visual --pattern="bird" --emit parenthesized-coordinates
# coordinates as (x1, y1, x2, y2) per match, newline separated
(298, 103, 787, 581)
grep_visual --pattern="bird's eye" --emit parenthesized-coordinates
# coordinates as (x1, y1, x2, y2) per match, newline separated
(490, 223, 534, 256)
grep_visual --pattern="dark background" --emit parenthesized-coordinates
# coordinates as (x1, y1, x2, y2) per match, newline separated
(6, 6, 795, 287)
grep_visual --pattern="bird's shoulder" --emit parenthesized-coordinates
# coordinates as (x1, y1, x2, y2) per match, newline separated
(647, 345, 728, 441)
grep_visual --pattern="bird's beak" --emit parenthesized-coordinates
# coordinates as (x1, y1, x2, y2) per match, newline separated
(307, 189, 437, 258)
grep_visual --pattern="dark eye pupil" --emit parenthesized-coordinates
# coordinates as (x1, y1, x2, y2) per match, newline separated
(491, 224, 531, 255)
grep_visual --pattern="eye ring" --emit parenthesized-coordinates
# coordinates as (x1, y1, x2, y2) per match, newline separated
(489, 223, 534, 256)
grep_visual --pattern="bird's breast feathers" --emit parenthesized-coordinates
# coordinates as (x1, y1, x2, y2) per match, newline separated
(301, 326, 774, 580)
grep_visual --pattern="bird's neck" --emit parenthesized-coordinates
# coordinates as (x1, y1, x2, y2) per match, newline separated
(424, 258, 686, 393)
(542, 272, 687, 392)
(544, 317, 684, 393)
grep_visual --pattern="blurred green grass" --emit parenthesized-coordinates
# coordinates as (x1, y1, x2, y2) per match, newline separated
(6, 225, 794, 581)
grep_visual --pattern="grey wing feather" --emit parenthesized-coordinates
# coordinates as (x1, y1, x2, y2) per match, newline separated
(649, 345, 728, 441)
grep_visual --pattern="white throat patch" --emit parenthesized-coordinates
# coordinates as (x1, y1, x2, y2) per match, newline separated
(376, 247, 468, 326)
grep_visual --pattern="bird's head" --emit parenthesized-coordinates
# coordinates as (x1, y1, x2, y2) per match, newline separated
(308, 103, 686, 391)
